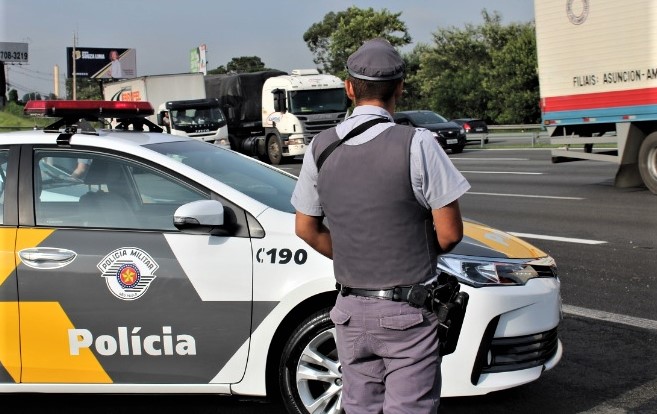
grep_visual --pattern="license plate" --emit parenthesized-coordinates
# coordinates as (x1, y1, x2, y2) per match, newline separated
(447, 139, 458, 144)
(474, 128, 484, 132)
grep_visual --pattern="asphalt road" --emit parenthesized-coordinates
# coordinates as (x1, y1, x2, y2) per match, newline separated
(4, 147, 656, 413)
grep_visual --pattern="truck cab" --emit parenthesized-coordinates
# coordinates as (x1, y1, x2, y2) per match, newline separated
(157, 99, 229, 149)
(259, 69, 350, 164)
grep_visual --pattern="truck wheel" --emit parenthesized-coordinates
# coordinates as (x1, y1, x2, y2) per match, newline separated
(638, 132, 657, 195)
(266, 135, 283, 165)
(279, 308, 343, 414)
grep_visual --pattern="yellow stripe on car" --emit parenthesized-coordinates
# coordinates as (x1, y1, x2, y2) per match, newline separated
(464, 221, 547, 258)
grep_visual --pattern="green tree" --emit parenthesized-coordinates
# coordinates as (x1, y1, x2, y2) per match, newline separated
(207, 65, 227, 75)
(7, 89, 18, 103)
(484, 19, 539, 123)
(398, 44, 431, 110)
(410, 10, 538, 124)
(65, 78, 103, 100)
(22, 92, 42, 102)
(303, 7, 411, 78)
(226, 56, 267, 73)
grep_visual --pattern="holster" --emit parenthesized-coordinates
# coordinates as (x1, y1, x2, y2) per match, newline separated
(429, 273, 470, 357)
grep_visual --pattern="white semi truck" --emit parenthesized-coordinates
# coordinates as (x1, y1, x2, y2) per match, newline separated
(534, 0, 657, 194)
(102, 73, 230, 148)
(205, 69, 350, 165)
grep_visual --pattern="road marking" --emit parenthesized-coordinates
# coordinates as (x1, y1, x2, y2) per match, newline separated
(579, 377, 657, 413)
(562, 304, 657, 331)
(460, 171, 542, 175)
(564, 305, 657, 413)
(509, 232, 607, 245)
(466, 191, 584, 200)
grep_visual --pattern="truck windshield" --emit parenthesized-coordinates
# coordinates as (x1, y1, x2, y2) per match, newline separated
(171, 106, 225, 128)
(288, 88, 348, 114)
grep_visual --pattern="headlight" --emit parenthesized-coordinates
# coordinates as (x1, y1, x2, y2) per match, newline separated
(288, 137, 305, 145)
(437, 255, 557, 287)
(459, 127, 466, 134)
(431, 132, 439, 138)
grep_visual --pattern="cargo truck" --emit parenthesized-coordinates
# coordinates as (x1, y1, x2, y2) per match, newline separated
(102, 73, 229, 148)
(534, 0, 657, 194)
(205, 69, 350, 165)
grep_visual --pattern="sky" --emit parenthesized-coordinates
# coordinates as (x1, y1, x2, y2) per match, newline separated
(1, 0, 535, 98)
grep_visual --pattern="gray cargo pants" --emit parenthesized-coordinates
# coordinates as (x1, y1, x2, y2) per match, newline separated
(330, 293, 441, 414)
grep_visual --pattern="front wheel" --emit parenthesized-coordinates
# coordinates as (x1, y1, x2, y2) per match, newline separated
(638, 132, 657, 195)
(279, 308, 343, 414)
(266, 134, 283, 165)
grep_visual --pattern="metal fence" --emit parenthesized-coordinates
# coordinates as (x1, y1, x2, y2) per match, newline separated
(466, 124, 548, 147)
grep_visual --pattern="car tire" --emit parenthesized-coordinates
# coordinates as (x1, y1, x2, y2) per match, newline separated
(279, 308, 343, 414)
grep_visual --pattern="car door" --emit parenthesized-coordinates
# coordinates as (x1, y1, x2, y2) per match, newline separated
(0, 146, 21, 385)
(15, 146, 253, 385)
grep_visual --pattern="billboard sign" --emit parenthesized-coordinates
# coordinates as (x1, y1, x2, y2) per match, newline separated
(190, 44, 207, 75)
(66, 47, 137, 79)
(0, 42, 29, 63)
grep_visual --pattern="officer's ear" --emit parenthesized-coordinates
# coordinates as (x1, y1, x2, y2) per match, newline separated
(395, 80, 404, 99)
(344, 79, 357, 102)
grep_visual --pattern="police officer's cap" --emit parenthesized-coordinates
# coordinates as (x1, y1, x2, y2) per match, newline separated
(346, 38, 405, 81)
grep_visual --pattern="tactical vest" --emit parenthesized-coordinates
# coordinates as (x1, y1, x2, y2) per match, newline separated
(312, 124, 439, 289)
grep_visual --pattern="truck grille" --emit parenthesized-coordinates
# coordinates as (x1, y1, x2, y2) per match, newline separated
(298, 114, 347, 143)
(471, 317, 559, 384)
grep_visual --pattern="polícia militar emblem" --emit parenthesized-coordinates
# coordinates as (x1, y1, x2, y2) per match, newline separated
(98, 247, 159, 300)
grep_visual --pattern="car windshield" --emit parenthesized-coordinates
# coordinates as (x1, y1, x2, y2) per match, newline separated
(408, 111, 448, 125)
(146, 140, 296, 213)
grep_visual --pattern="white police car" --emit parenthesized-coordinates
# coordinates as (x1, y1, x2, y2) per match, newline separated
(0, 101, 562, 413)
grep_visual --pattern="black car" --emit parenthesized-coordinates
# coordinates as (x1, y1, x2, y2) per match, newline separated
(450, 118, 489, 144)
(394, 110, 467, 153)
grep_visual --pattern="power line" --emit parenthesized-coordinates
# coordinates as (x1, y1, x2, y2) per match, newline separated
(8, 65, 65, 82)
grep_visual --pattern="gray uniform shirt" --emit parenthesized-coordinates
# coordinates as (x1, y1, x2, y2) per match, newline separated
(291, 105, 471, 216)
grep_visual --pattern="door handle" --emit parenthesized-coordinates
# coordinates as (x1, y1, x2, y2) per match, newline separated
(18, 247, 77, 269)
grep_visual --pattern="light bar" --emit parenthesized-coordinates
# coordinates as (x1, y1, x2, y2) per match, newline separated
(24, 100, 155, 118)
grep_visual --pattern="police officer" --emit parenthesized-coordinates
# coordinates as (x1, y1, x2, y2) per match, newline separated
(291, 38, 470, 413)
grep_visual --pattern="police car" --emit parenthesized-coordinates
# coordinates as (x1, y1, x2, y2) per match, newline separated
(0, 101, 562, 413)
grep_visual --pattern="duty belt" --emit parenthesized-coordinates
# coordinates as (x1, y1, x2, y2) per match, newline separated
(336, 283, 429, 308)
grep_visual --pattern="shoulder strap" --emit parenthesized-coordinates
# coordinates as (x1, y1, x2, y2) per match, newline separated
(316, 117, 389, 172)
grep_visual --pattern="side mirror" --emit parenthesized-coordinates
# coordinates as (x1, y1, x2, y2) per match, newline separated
(173, 199, 225, 235)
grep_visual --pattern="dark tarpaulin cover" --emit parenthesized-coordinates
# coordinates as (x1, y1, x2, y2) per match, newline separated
(204, 70, 286, 125)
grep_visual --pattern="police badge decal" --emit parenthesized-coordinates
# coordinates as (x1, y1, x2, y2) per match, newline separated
(98, 247, 159, 300)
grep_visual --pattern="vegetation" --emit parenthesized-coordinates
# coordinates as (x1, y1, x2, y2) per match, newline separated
(302, 7, 539, 124)
(303, 7, 411, 80)
(3, 7, 539, 126)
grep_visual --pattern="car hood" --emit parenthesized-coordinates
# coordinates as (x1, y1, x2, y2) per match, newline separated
(422, 121, 462, 132)
(454, 220, 547, 259)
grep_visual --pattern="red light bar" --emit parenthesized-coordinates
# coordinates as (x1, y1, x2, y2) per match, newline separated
(24, 100, 154, 118)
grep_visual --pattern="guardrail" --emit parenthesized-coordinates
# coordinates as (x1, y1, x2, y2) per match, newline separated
(467, 124, 547, 148)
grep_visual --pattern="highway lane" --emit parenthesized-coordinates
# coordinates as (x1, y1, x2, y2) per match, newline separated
(447, 149, 657, 322)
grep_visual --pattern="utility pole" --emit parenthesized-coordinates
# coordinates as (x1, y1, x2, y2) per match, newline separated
(72, 32, 77, 100)
(54, 65, 59, 98)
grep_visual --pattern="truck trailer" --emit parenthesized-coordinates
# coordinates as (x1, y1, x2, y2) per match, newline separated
(534, 0, 657, 194)
(205, 69, 350, 165)
(102, 73, 229, 148)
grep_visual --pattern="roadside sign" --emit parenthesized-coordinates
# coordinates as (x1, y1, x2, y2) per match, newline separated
(0, 42, 29, 63)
